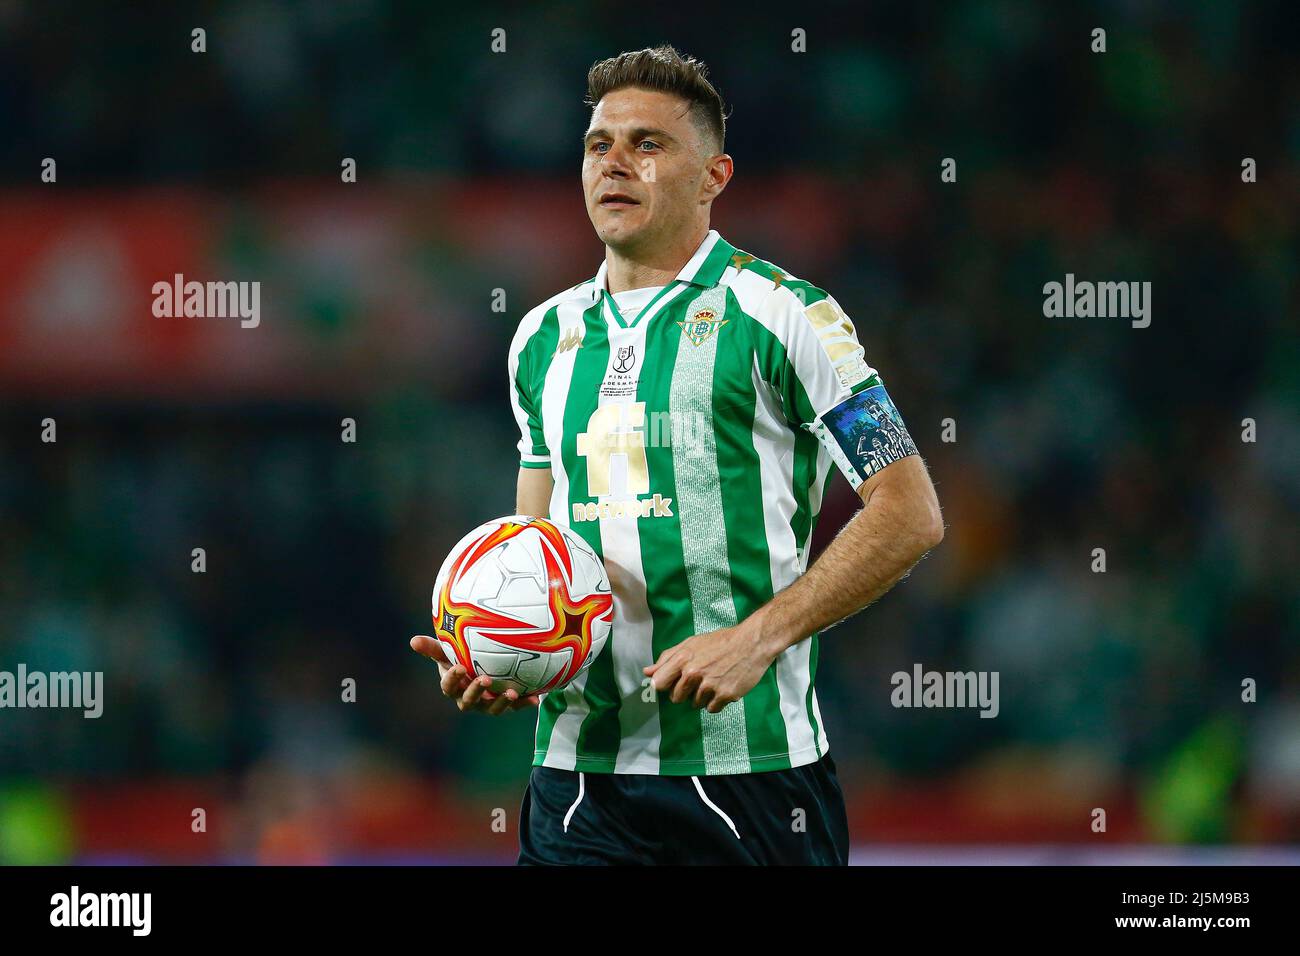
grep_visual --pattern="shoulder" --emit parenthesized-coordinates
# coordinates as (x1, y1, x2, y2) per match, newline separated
(721, 247, 837, 333)
(509, 279, 597, 358)
(722, 245, 879, 394)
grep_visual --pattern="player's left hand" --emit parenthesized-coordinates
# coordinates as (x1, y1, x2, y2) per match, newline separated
(643, 623, 775, 713)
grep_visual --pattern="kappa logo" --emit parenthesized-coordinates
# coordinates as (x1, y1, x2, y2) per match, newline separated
(555, 327, 584, 355)
(677, 308, 728, 347)
(613, 344, 636, 373)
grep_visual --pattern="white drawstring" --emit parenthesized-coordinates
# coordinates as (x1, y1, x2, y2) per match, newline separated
(691, 776, 740, 839)
(562, 771, 585, 832)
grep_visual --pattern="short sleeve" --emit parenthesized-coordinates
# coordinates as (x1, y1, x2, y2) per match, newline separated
(508, 324, 550, 469)
(758, 289, 917, 489)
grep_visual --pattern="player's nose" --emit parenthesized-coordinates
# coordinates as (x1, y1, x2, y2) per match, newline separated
(599, 144, 636, 177)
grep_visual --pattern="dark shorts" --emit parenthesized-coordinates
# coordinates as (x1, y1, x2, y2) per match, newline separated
(517, 754, 850, 865)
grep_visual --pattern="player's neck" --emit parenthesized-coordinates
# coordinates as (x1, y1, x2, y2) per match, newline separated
(604, 224, 710, 294)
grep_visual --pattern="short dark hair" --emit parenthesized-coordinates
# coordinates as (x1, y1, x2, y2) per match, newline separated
(585, 45, 727, 152)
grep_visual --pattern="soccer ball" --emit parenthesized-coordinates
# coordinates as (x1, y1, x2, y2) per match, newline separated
(431, 515, 613, 696)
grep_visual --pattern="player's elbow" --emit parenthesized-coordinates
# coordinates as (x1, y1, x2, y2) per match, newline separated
(920, 513, 945, 552)
(907, 497, 945, 556)
(860, 458, 944, 558)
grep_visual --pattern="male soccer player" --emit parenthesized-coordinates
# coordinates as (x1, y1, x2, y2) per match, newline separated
(411, 46, 943, 865)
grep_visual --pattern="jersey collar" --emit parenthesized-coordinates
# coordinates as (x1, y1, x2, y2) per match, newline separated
(590, 229, 738, 299)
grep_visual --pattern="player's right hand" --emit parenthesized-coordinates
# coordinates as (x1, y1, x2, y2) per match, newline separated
(409, 635, 542, 715)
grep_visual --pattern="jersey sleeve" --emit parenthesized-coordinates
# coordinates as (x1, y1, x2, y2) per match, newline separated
(757, 287, 918, 490)
(508, 321, 550, 469)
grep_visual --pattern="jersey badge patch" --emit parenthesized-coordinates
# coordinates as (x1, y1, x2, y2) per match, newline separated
(677, 309, 729, 347)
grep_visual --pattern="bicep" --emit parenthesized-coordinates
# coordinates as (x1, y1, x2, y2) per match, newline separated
(857, 452, 934, 509)
(516, 466, 554, 518)
(856, 455, 944, 547)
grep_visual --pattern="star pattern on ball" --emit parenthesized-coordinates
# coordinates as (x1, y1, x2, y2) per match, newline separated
(431, 518, 611, 692)
(531, 538, 613, 689)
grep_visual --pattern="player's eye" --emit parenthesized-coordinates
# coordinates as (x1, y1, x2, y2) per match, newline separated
(589, 141, 609, 153)
(638, 140, 660, 151)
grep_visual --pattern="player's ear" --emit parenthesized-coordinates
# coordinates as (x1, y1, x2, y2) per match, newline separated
(703, 153, 733, 201)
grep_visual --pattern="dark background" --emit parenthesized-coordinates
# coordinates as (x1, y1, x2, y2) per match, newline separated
(0, 0, 1296, 863)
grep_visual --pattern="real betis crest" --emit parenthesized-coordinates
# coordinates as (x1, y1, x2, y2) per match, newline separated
(677, 308, 728, 347)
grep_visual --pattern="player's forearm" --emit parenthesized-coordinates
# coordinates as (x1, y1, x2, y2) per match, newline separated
(516, 466, 555, 517)
(749, 463, 943, 659)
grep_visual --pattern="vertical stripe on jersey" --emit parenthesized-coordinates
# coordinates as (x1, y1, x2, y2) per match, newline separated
(515, 304, 567, 763)
(531, 299, 583, 764)
(597, 320, 661, 773)
(804, 445, 837, 755)
(805, 634, 822, 755)
(566, 304, 626, 772)
(634, 300, 701, 773)
(535, 298, 609, 769)
(746, 351, 814, 765)
(708, 287, 790, 769)
(789, 427, 827, 758)
(666, 284, 750, 774)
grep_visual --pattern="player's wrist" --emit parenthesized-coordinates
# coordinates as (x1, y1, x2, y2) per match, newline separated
(748, 604, 801, 662)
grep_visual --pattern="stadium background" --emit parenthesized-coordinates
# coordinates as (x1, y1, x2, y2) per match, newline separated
(0, 1, 1297, 864)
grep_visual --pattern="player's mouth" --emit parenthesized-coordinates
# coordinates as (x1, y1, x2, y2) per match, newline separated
(598, 192, 640, 209)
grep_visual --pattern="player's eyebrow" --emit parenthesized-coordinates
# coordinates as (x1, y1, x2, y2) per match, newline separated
(583, 126, 677, 146)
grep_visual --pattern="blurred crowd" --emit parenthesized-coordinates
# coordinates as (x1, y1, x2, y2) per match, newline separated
(0, 1, 1296, 860)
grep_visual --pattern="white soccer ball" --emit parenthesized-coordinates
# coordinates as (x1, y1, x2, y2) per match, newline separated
(431, 515, 613, 696)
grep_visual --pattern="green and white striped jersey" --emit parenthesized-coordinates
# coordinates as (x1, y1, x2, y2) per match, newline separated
(508, 229, 917, 775)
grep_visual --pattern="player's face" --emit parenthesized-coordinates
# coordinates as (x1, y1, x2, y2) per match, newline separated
(582, 87, 715, 254)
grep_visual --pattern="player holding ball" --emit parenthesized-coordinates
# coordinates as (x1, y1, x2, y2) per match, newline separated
(411, 45, 944, 865)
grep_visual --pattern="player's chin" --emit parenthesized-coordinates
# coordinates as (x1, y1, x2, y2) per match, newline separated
(593, 209, 646, 241)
